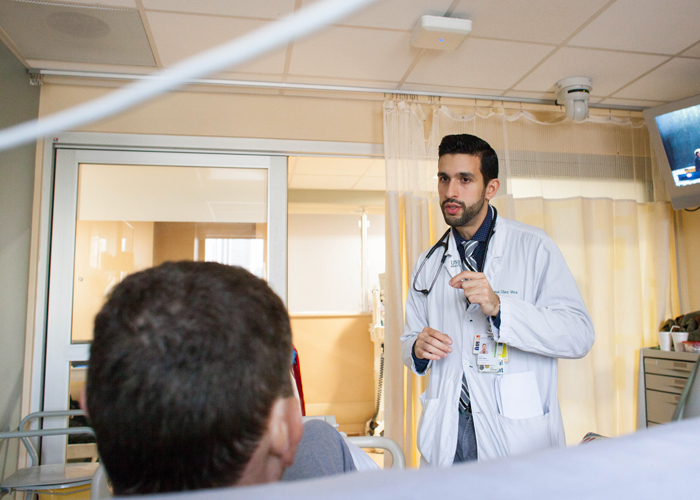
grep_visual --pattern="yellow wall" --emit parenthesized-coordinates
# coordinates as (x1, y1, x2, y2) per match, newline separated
(680, 209, 700, 312)
(38, 83, 384, 144)
(291, 315, 375, 436)
(153, 222, 197, 265)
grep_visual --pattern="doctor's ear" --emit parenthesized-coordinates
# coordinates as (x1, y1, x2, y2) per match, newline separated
(485, 178, 500, 200)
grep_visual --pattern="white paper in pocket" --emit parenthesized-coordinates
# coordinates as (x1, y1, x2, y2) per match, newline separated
(496, 371, 543, 419)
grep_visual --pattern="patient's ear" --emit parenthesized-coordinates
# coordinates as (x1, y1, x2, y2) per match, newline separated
(268, 397, 303, 467)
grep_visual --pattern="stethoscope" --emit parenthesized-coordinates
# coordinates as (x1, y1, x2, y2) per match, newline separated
(412, 205, 498, 296)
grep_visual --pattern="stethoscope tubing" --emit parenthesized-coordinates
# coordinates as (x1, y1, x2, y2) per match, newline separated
(412, 206, 498, 296)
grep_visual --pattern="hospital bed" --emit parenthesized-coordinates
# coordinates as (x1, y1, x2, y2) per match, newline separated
(110, 371, 700, 500)
(47, 370, 700, 500)
(124, 416, 700, 500)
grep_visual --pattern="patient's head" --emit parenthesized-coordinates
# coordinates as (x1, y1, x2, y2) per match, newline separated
(85, 261, 302, 495)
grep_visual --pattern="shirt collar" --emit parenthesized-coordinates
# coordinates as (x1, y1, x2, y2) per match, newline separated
(452, 205, 493, 245)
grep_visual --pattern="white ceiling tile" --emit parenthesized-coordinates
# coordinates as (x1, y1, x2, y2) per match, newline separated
(451, 0, 610, 44)
(569, 0, 700, 54)
(340, 0, 453, 30)
(0, 1, 155, 66)
(682, 43, 700, 58)
(596, 98, 667, 108)
(613, 58, 700, 102)
(407, 38, 554, 91)
(146, 11, 286, 72)
(289, 26, 417, 81)
(514, 47, 668, 96)
(142, 0, 296, 18)
(353, 176, 386, 191)
(290, 175, 359, 190)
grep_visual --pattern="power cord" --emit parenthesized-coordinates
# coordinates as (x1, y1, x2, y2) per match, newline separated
(368, 343, 384, 436)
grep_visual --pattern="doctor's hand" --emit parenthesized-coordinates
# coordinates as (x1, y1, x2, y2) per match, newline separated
(449, 271, 501, 317)
(414, 327, 453, 360)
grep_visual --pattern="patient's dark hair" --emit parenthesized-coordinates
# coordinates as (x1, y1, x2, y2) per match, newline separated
(87, 261, 293, 495)
(438, 134, 499, 184)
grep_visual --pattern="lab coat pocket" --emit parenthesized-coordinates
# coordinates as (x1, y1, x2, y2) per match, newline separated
(417, 393, 440, 465)
(497, 411, 553, 457)
(495, 371, 552, 457)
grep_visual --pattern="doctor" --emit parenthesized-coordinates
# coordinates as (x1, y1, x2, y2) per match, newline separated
(401, 134, 594, 467)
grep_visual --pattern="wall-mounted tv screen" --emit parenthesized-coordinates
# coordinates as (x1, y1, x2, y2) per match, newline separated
(645, 94, 700, 210)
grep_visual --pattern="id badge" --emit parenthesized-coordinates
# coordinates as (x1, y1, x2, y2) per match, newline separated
(478, 360, 504, 374)
(477, 336, 497, 365)
(477, 337, 504, 373)
(496, 342, 508, 362)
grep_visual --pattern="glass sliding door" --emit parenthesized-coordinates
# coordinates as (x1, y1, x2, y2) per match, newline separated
(42, 149, 287, 463)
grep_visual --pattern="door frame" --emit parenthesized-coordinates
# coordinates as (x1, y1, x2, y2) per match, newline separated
(29, 131, 383, 463)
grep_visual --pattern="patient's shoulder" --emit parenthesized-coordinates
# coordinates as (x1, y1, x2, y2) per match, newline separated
(281, 420, 357, 481)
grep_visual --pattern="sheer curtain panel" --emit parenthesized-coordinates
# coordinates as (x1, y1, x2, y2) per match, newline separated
(384, 100, 674, 466)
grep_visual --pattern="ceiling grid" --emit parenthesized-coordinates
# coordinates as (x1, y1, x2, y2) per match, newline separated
(0, 0, 698, 108)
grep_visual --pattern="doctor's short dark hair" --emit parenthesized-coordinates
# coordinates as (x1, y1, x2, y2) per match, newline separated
(86, 261, 293, 496)
(438, 133, 499, 184)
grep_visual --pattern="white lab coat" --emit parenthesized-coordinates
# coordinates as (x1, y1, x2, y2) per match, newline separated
(401, 215, 594, 467)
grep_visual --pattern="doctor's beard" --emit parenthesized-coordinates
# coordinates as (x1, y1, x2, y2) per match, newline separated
(441, 190, 486, 228)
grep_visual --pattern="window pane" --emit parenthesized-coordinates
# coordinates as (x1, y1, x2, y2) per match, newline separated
(71, 164, 268, 343)
(288, 214, 362, 313)
(205, 238, 265, 278)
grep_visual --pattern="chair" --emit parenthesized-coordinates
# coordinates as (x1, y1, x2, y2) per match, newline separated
(89, 465, 111, 500)
(0, 410, 98, 500)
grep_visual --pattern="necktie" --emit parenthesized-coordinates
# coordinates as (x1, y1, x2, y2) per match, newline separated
(461, 239, 478, 272)
(459, 374, 471, 413)
(459, 239, 478, 414)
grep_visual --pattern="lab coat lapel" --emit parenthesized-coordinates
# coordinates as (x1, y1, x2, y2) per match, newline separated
(444, 230, 461, 279)
(483, 214, 505, 280)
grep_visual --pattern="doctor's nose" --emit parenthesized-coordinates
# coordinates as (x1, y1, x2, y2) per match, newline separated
(446, 179, 460, 198)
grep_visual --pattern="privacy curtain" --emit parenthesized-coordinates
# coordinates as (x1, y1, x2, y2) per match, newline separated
(383, 100, 674, 467)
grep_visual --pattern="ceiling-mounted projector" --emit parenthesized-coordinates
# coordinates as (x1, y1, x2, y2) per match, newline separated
(411, 15, 472, 51)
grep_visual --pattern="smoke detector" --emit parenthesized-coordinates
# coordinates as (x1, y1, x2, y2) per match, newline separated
(555, 77, 592, 122)
(411, 15, 472, 51)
